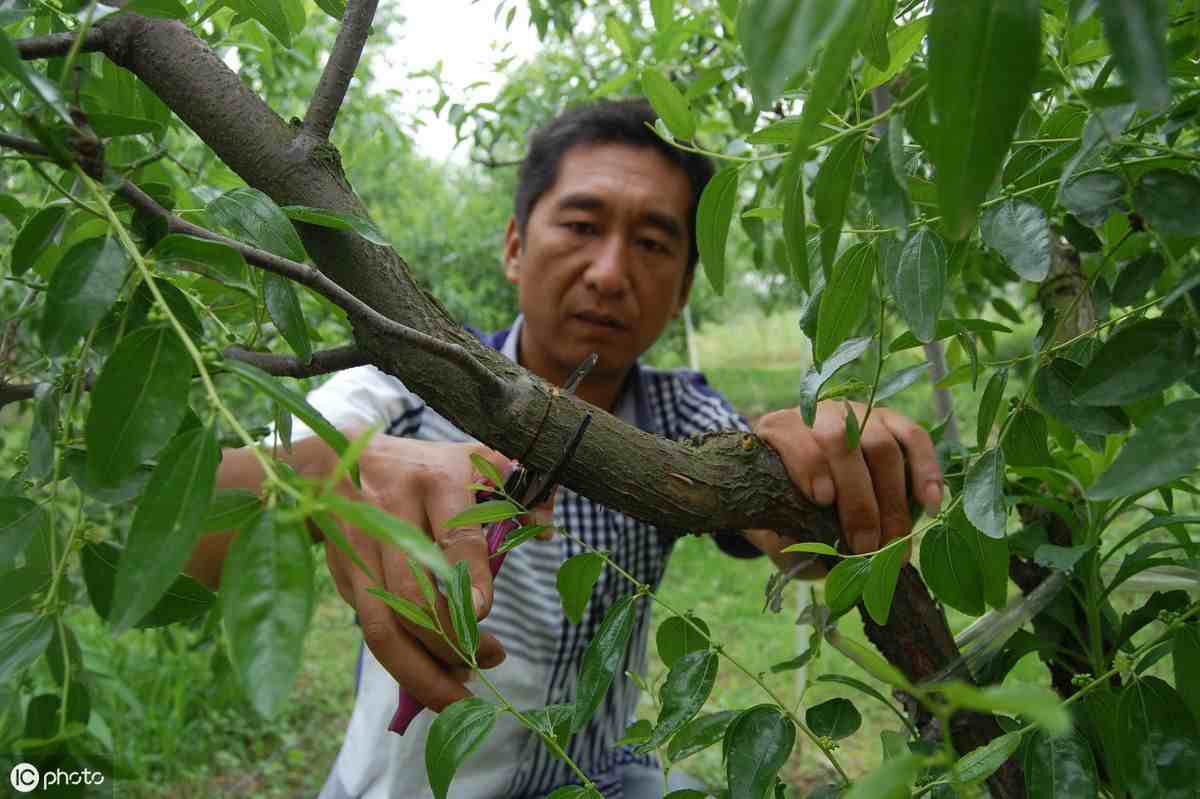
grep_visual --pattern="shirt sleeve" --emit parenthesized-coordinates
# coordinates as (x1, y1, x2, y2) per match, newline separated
(283, 365, 425, 443)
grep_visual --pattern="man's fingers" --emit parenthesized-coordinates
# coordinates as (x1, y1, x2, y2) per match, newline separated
(756, 410, 835, 506)
(881, 410, 944, 514)
(355, 587, 472, 713)
(859, 427, 911, 546)
(424, 473, 494, 619)
(813, 408, 881, 554)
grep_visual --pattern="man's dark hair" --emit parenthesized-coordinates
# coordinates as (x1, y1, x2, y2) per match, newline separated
(514, 98, 715, 272)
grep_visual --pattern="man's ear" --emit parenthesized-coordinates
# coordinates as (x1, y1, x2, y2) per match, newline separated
(502, 217, 522, 284)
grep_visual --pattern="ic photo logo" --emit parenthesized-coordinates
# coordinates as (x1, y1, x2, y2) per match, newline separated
(9, 761, 107, 793)
(10, 762, 39, 793)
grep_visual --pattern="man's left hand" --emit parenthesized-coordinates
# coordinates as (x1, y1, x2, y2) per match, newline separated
(756, 401, 943, 554)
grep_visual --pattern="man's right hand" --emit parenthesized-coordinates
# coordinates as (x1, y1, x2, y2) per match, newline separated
(319, 433, 520, 712)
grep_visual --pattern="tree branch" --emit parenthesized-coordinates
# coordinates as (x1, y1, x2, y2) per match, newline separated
(14, 27, 107, 60)
(0, 382, 36, 409)
(303, 0, 379, 140)
(0, 130, 49, 158)
(222, 345, 369, 378)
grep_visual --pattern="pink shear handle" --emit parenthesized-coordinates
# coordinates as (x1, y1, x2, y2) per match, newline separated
(387, 515, 519, 735)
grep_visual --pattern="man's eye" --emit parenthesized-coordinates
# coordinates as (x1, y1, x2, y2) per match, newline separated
(563, 221, 597, 235)
(639, 238, 670, 254)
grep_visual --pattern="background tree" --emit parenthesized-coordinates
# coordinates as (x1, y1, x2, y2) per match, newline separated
(1, 1, 1198, 797)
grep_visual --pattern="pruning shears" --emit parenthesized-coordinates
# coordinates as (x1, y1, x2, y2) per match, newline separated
(389, 353, 598, 735)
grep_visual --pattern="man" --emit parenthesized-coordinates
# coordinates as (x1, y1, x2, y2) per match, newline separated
(189, 99, 943, 798)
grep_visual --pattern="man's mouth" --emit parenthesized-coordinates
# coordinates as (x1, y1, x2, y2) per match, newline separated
(572, 311, 628, 331)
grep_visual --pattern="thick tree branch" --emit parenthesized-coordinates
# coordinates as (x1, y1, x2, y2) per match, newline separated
(0, 130, 49, 158)
(222, 345, 369, 378)
(304, 0, 379, 140)
(15, 28, 107, 60)
(0, 382, 37, 408)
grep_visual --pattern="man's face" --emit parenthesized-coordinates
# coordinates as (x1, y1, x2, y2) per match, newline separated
(503, 143, 694, 383)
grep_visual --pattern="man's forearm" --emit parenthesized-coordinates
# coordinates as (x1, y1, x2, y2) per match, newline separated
(185, 435, 341, 589)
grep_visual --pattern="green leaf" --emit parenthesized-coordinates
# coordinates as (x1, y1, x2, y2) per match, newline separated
(0, 498, 47, 570)
(425, 697, 498, 799)
(650, 0, 673, 31)
(667, 710, 738, 761)
(281, 205, 391, 248)
(977, 368, 1009, 448)
(9, 205, 66, 277)
(1024, 729, 1098, 798)
(725, 705, 794, 799)
(1035, 359, 1130, 438)
(469, 454, 505, 490)
(556, 552, 605, 626)
(262, 272, 312, 362)
(806, 697, 861, 740)
(311, 0, 345, 21)
(446, 561, 478, 658)
(153, 234, 250, 289)
(572, 594, 638, 733)
(40, 237, 129, 356)
(863, 543, 905, 625)
(0, 31, 72, 125)
(111, 425, 219, 631)
(1112, 251, 1166, 307)
(322, 494, 449, 578)
(928, 0, 1041, 239)
(225, 0, 293, 45)
(920, 523, 985, 615)
(0, 613, 54, 683)
(696, 167, 740, 295)
(844, 402, 861, 450)
(1098, 0, 1169, 112)
(956, 731, 1021, 784)
(220, 510, 314, 719)
(938, 681, 1070, 735)
(1173, 626, 1200, 723)
(1088, 399, 1200, 500)
(980, 200, 1051, 281)
(737, 0, 859, 108)
(637, 650, 718, 752)
(1061, 172, 1126, 227)
(443, 499, 522, 528)
(814, 134, 865, 277)
(799, 336, 872, 425)
(656, 614, 711, 670)
(815, 674, 912, 731)
(862, 16, 929, 91)
(815, 243, 877, 363)
(874, 363, 931, 402)
(640, 69, 695, 140)
(964, 448, 1007, 539)
(495, 524, 551, 555)
(825, 557, 871, 615)
(1034, 543, 1091, 573)
(1115, 676, 1200, 796)
(861, 0, 894, 70)
(223, 360, 350, 463)
(888, 318, 1011, 352)
(781, 542, 839, 557)
(1133, 169, 1200, 237)
(202, 490, 261, 534)
(87, 112, 166, 137)
(545, 787, 598, 799)
(781, 145, 809, 288)
(1059, 106, 1135, 194)
(207, 187, 306, 262)
(889, 228, 946, 344)
(1074, 319, 1194, 406)
(122, 0, 190, 18)
(81, 542, 215, 628)
(866, 127, 911, 232)
(85, 326, 192, 486)
(843, 754, 919, 799)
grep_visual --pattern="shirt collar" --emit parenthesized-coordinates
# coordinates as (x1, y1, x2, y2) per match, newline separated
(497, 316, 659, 435)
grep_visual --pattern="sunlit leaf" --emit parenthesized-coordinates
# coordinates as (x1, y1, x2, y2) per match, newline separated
(426, 697, 497, 799)
(696, 167, 740, 295)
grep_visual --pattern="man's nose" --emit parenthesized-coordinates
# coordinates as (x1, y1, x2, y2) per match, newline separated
(584, 234, 632, 295)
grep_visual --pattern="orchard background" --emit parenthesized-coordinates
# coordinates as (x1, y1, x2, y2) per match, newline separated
(1, 0, 1199, 797)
